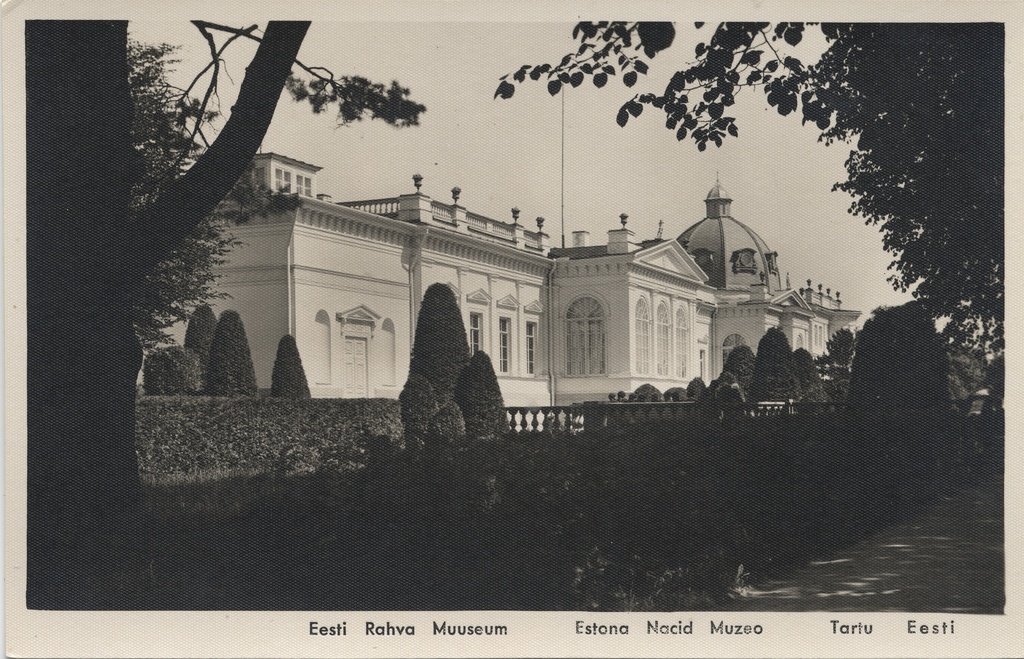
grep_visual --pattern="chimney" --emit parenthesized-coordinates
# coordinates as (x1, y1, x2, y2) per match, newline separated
(316, 193, 333, 203)
(572, 230, 590, 247)
(607, 213, 634, 254)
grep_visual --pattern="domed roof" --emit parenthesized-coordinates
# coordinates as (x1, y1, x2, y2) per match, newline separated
(706, 181, 731, 200)
(678, 185, 782, 292)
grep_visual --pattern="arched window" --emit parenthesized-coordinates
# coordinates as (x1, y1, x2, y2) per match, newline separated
(636, 298, 651, 375)
(566, 297, 605, 375)
(656, 303, 671, 376)
(381, 319, 396, 385)
(312, 310, 332, 385)
(722, 333, 747, 368)
(675, 307, 689, 378)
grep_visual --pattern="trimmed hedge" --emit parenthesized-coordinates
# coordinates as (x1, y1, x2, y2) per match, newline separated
(136, 397, 402, 476)
(143, 346, 202, 395)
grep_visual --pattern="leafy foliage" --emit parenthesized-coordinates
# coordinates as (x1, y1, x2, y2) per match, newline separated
(983, 353, 1004, 400)
(454, 351, 507, 441)
(947, 347, 987, 401)
(286, 74, 425, 127)
(722, 343, 756, 395)
(205, 310, 258, 396)
(408, 283, 471, 402)
(848, 302, 950, 410)
(142, 346, 202, 395)
(127, 41, 238, 350)
(498, 22, 1004, 350)
(749, 327, 797, 402)
(270, 334, 312, 399)
(685, 377, 706, 400)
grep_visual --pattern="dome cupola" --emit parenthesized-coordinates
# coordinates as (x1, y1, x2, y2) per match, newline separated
(678, 180, 782, 293)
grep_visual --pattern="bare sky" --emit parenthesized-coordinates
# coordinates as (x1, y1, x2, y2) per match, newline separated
(129, 19, 930, 321)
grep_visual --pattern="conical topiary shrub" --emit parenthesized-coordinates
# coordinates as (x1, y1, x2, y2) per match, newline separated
(722, 343, 756, 395)
(205, 309, 258, 396)
(400, 372, 440, 449)
(408, 283, 470, 402)
(749, 327, 798, 402)
(270, 334, 311, 398)
(792, 347, 827, 402)
(454, 350, 507, 441)
(183, 303, 217, 373)
(686, 377, 706, 400)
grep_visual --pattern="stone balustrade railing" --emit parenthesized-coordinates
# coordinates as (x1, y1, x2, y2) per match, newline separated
(339, 198, 400, 216)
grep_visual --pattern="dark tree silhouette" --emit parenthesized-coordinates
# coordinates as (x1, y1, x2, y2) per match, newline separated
(454, 351, 507, 441)
(498, 22, 1003, 350)
(270, 334, 312, 399)
(749, 327, 798, 402)
(205, 310, 258, 397)
(816, 327, 855, 403)
(26, 19, 423, 607)
(407, 283, 471, 402)
(685, 377, 706, 400)
(848, 302, 950, 410)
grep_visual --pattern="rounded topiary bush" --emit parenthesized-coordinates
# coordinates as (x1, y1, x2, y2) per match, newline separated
(409, 283, 471, 401)
(143, 345, 201, 395)
(270, 334, 311, 399)
(686, 377, 706, 400)
(205, 309, 258, 396)
(454, 350, 507, 441)
(664, 387, 687, 402)
(633, 383, 663, 402)
(400, 372, 440, 449)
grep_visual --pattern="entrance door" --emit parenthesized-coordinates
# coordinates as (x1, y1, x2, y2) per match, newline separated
(343, 336, 369, 397)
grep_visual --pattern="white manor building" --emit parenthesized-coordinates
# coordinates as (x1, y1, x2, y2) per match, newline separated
(199, 152, 859, 406)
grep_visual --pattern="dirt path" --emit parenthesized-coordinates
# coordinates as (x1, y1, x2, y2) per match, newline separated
(725, 477, 1004, 613)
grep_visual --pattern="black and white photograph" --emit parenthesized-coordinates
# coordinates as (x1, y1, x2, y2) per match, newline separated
(4, 2, 1021, 657)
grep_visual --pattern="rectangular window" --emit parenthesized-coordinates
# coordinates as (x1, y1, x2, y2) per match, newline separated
(525, 321, 537, 375)
(253, 167, 265, 187)
(296, 174, 313, 197)
(469, 313, 483, 355)
(275, 168, 292, 193)
(498, 317, 511, 373)
(699, 348, 706, 382)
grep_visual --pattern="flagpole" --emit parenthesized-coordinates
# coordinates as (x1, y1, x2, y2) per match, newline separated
(561, 89, 566, 249)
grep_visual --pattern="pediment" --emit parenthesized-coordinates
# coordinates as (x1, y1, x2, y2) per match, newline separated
(634, 240, 710, 283)
(524, 300, 543, 313)
(770, 289, 812, 311)
(337, 305, 381, 323)
(496, 294, 519, 310)
(465, 288, 492, 305)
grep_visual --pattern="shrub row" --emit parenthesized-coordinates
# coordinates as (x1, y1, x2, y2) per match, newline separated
(350, 407, 985, 610)
(135, 397, 402, 476)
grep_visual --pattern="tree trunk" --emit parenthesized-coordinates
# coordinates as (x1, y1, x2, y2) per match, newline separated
(26, 20, 308, 608)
